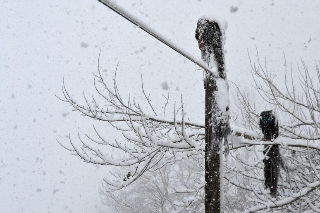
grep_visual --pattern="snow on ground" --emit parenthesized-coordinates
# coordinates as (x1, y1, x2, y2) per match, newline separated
(1, 0, 320, 212)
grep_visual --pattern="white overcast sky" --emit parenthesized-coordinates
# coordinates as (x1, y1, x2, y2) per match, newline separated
(1, 0, 320, 212)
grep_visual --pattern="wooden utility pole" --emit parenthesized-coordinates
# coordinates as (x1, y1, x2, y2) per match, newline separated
(196, 18, 230, 213)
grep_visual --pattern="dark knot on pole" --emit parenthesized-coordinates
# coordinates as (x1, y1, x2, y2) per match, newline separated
(259, 110, 280, 197)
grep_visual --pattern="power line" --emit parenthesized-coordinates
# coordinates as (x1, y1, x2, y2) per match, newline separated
(97, 0, 216, 76)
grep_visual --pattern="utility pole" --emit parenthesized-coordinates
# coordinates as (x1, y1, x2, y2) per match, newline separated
(196, 18, 230, 213)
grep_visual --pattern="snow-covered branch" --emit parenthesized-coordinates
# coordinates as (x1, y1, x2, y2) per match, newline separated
(245, 181, 320, 212)
(60, 51, 320, 211)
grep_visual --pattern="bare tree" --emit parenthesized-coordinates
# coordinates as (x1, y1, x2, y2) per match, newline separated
(60, 53, 320, 212)
(228, 56, 320, 212)
(58, 1, 320, 211)
(60, 58, 206, 190)
(103, 158, 204, 213)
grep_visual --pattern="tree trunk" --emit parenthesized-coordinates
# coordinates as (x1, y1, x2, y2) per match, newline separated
(196, 18, 230, 213)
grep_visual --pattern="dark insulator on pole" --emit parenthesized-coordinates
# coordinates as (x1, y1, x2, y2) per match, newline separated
(259, 110, 280, 197)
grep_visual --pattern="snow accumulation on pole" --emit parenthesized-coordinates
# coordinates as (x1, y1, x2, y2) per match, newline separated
(196, 18, 230, 213)
(97, 0, 219, 77)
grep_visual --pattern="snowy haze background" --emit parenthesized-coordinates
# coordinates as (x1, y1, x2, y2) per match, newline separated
(1, 0, 320, 212)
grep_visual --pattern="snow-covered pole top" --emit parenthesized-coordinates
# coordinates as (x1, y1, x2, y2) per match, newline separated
(195, 17, 228, 79)
(97, 0, 220, 77)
